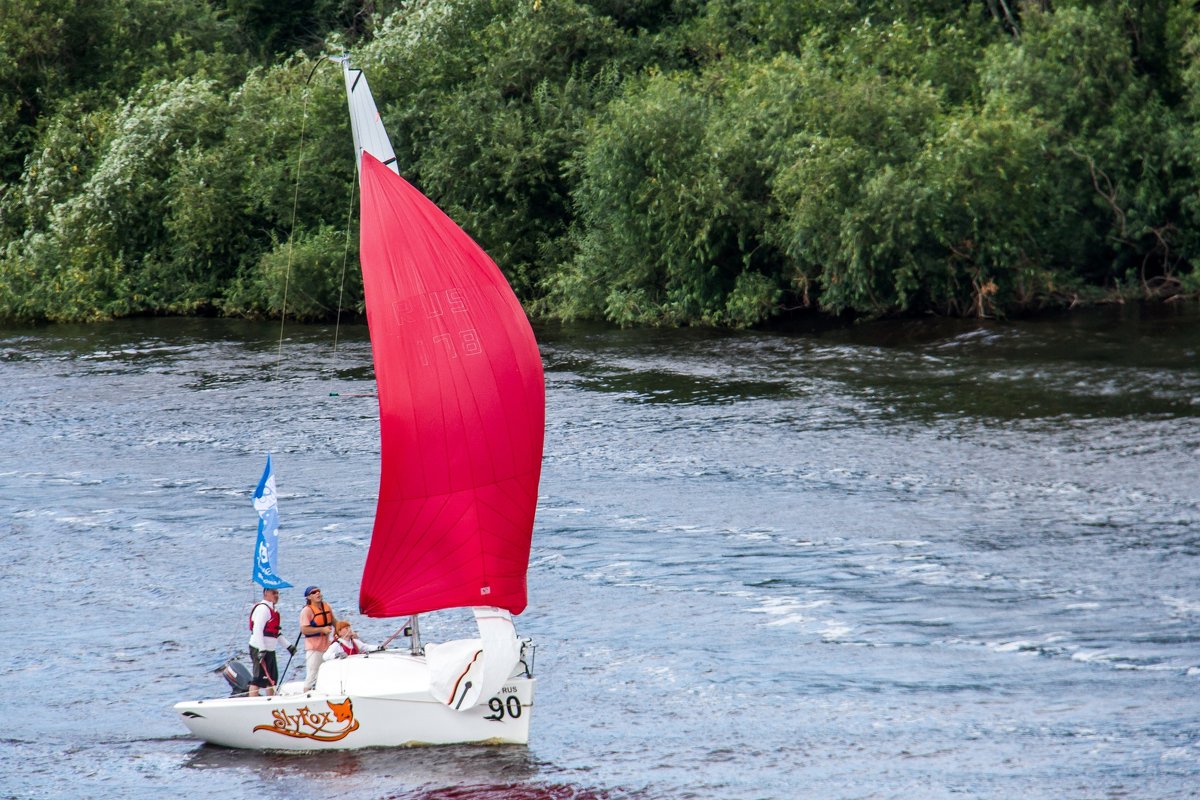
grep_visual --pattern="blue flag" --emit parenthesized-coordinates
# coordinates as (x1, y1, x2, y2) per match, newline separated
(252, 455, 292, 589)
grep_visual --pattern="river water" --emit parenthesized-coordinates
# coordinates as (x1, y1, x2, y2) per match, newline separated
(1, 306, 1198, 799)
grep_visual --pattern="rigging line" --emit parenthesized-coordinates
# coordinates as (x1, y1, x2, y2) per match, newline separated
(274, 66, 315, 385)
(333, 165, 358, 360)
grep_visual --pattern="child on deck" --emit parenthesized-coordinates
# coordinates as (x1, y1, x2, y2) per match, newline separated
(324, 620, 376, 661)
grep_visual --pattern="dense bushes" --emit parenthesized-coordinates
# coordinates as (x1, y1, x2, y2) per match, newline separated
(1, 0, 1198, 326)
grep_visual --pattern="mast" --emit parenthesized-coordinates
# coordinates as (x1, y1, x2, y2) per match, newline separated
(408, 614, 421, 655)
(335, 55, 399, 176)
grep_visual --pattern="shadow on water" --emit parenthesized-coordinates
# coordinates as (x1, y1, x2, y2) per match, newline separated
(393, 786, 632, 800)
(0, 317, 374, 361)
(184, 741, 536, 777)
(542, 304, 1200, 421)
(183, 743, 630, 799)
(836, 307, 1200, 421)
(577, 370, 793, 405)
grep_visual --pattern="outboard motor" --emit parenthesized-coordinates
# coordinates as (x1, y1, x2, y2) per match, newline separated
(215, 659, 251, 695)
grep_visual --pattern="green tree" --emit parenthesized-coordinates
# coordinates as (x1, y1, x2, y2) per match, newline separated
(0, 78, 229, 320)
(1, 0, 1196, 325)
(981, 3, 1197, 293)
(0, 0, 240, 184)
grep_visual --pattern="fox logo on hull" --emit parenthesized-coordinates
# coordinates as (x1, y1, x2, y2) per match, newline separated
(253, 698, 360, 742)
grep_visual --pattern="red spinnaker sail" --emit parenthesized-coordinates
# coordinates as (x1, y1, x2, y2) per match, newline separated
(356, 153, 545, 618)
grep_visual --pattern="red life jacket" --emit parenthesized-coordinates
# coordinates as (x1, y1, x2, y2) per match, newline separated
(335, 637, 360, 656)
(249, 602, 282, 638)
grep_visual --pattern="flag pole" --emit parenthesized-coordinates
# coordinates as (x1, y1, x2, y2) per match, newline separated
(250, 454, 293, 688)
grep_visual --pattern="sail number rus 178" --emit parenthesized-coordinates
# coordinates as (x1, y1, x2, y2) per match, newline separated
(390, 288, 485, 365)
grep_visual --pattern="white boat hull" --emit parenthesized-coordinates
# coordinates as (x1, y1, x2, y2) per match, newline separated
(174, 651, 533, 750)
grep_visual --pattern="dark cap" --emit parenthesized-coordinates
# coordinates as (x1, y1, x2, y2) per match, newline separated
(304, 586, 319, 597)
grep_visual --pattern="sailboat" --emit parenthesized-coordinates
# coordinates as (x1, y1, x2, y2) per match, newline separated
(173, 57, 545, 749)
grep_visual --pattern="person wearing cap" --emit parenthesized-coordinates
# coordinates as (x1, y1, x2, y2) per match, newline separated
(298, 586, 338, 691)
(324, 619, 376, 661)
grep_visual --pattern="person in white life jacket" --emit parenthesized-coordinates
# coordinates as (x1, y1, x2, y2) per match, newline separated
(248, 587, 291, 697)
(323, 619, 376, 662)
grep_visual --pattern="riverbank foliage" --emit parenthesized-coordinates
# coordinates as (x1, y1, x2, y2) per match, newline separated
(1, 0, 1198, 326)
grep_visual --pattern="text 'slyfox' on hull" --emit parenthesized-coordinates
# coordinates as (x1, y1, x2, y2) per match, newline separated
(174, 57, 546, 750)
